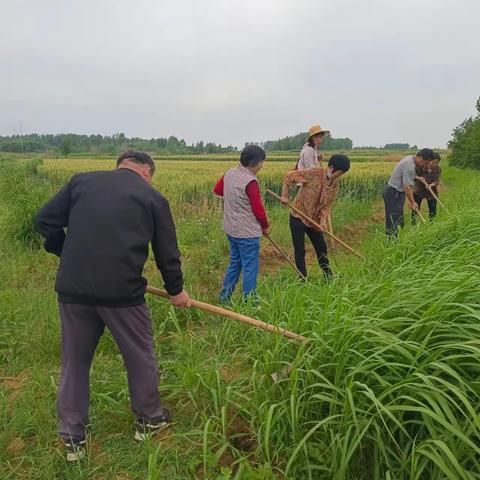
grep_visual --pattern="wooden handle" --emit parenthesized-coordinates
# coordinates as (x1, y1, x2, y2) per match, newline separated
(427, 186, 450, 214)
(146, 286, 309, 343)
(265, 234, 305, 278)
(414, 207, 427, 224)
(267, 189, 364, 261)
(327, 214, 335, 249)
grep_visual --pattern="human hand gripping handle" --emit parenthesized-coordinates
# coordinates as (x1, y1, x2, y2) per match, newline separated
(169, 289, 192, 308)
(408, 200, 419, 212)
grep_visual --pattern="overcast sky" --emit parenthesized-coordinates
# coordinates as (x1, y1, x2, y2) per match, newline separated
(1, 0, 479, 148)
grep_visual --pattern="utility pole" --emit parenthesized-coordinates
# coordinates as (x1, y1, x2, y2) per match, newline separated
(19, 121, 24, 154)
(13, 121, 25, 154)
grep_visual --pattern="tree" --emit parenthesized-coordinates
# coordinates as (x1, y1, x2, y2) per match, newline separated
(383, 143, 410, 150)
(449, 97, 480, 169)
(60, 135, 72, 156)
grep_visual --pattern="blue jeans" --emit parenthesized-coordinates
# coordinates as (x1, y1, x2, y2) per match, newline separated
(220, 235, 260, 302)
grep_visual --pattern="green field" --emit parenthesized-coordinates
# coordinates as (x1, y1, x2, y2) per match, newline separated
(1, 154, 479, 479)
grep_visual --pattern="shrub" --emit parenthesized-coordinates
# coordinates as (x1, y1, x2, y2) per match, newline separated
(449, 97, 480, 169)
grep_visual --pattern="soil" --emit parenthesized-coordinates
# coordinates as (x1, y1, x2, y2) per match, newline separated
(1, 371, 30, 405)
(6, 437, 26, 457)
(260, 201, 385, 275)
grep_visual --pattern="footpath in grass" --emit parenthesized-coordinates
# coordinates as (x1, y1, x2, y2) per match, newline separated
(1, 160, 479, 479)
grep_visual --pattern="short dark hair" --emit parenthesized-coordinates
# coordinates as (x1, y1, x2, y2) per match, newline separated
(116, 150, 156, 175)
(417, 148, 435, 161)
(328, 154, 350, 173)
(432, 152, 441, 161)
(240, 145, 266, 167)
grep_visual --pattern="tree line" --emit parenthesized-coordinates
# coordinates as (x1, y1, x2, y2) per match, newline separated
(0, 130, 424, 156)
(0, 133, 238, 155)
(249, 132, 353, 151)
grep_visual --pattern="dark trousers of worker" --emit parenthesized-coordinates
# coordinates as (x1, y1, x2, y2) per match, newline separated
(383, 185, 405, 237)
(289, 214, 331, 278)
(57, 302, 166, 443)
(411, 193, 437, 224)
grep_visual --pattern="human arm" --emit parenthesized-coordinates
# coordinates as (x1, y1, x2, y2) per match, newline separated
(280, 169, 312, 203)
(35, 181, 72, 256)
(151, 194, 191, 307)
(415, 175, 428, 186)
(245, 180, 269, 235)
(404, 185, 418, 211)
(403, 164, 418, 210)
(213, 176, 224, 196)
(430, 166, 441, 188)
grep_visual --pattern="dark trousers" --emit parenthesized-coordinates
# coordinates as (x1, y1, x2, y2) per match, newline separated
(383, 185, 405, 237)
(289, 214, 331, 278)
(58, 302, 166, 442)
(411, 194, 437, 223)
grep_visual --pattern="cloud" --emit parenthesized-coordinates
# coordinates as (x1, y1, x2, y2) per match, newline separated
(1, 0, 479, 147)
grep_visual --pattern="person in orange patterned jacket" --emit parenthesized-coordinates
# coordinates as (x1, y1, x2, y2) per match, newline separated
(280, 155, 350, 279)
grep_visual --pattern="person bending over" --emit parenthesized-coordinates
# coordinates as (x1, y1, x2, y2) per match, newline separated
(412, 152, 442, 223)
(383, 148, 434, 236)
(280, 155, 351, 279)
(35, 150, 191, 462)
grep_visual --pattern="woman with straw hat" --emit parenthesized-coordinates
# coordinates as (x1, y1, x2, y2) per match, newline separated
(295, 124, 330, 170)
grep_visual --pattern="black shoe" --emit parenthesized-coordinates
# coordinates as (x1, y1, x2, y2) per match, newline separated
(65, 439, 86, 462)
(134, 410, 171, 441)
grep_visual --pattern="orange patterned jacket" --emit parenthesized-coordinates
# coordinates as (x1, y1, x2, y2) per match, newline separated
(285, 167, 339, 230)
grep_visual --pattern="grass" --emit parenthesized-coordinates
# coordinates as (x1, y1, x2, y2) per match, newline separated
(1, 156, 479, 479)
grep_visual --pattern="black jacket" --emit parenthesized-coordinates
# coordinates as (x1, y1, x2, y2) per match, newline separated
(35, 168, 183, 306)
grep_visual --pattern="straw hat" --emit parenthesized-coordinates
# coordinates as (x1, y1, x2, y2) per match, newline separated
(307, 124, 330, 139)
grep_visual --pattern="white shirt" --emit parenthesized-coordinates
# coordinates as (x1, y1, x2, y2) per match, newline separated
(297, 143, 318, 170)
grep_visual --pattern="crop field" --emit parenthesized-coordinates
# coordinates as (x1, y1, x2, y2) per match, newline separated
(1, 154, 480, 479)
(40, 157, 395, 208)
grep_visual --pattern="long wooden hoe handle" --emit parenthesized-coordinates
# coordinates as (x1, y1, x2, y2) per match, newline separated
(265, 234, 305, 278)
(267, 189, 364, 261)
(327, 214, 335, 249)
(427, 185, 450, 214)
(145, 286, 309, 343)
(414, 206, 428, 224)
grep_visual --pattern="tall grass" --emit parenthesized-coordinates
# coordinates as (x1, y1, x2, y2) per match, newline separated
(252, 210, 480, 478)
(164, 175, 479, 478)
(1, 158, 479, 479)
(0, 157, 57, 248)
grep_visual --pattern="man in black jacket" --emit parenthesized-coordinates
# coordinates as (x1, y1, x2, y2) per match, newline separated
(36, 150, 191, 461)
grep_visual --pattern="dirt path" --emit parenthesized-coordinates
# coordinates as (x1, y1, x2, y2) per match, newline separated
(259, 200, 385, 275)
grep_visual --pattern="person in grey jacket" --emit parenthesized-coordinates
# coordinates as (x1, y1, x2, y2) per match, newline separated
(383, 148, 434, 236)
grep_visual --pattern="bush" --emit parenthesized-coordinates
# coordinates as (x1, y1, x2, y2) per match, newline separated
(449, 97, 480, 169)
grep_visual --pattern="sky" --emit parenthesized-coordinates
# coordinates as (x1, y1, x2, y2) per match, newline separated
(1, 0, 479, 148)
